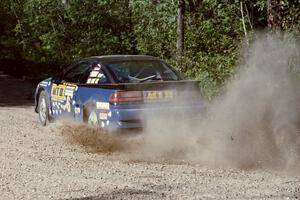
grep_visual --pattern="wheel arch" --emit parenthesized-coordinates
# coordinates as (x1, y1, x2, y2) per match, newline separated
(82, 101, 97, 122)
(35, 88, 45, 113)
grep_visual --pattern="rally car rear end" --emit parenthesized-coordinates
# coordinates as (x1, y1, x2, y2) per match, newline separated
(102, 80, 206, 130)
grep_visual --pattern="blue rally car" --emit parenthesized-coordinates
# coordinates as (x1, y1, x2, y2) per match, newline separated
(35, 55, 205, 130)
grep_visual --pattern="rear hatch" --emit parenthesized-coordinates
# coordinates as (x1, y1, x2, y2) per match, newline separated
(108, 80, 203, 106)
(105, 80, 205, 128)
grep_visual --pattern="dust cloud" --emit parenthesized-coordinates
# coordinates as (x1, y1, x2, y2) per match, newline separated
(60, 34, 300, 173)
(192, 34, 300, 171)
(60, 121, 137, 153)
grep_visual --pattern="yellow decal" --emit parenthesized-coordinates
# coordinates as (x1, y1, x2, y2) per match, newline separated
(66, 96, 71, 112)
(51, 82, 77, 102)
(64, 83, 77, 87)
(51, 84, 66, 101)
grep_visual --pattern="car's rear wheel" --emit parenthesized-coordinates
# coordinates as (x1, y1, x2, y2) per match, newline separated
(38, 91, 49, 126)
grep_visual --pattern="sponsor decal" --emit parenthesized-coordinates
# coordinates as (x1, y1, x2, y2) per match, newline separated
(51, 83, 77, 101)
(66, 96, 71, 112)
(65, 86, 76, 97)
(99, 112, 108, 120)
(87, 78, 100, 84)
(86, 64, 105, 84)
(96, 102, 110, 110)
(94, 64, 102, 71)
(51, 83, 76, 113)
(39, 81, 48, 87)
(90, 71, 104, 78)
(75, 107, 81, 114)
(51, 84, 66, 102)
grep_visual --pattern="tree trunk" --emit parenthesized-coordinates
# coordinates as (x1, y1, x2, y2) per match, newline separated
(176, 0, 185, 65)
(240, 1, 249, 45)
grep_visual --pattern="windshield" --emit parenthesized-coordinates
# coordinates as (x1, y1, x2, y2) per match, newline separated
(103, 60, 181, 83)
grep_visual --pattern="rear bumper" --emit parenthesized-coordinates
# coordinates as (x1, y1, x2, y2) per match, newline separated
(103, 103, 206, 130)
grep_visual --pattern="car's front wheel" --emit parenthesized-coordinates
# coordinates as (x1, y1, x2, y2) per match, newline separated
(38, 91, 49, 126)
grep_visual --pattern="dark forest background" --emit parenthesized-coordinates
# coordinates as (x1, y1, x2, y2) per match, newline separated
(0, 0, 299, 98)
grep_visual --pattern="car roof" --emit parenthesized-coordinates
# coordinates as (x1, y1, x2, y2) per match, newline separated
(63, 55, 163, 73)
(87, 55, 162, 62)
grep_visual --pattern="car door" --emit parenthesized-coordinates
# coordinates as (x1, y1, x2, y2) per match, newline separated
(50, 61, 91, 117)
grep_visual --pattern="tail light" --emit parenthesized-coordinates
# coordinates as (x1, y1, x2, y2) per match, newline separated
(109, 91, 143, 104)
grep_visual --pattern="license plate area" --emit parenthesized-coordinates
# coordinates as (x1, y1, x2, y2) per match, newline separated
(143, 90, 176, 102)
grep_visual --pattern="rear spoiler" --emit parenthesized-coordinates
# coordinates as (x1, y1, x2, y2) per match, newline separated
(78, 80, 200, 91)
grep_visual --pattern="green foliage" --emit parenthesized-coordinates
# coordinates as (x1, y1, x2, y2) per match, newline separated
(131, 0, 177, 59)
(0, 0, 299, 98)
(282, 0, 300, 31)
(182, 1, 243, 98)
(15, 0, 136, 64)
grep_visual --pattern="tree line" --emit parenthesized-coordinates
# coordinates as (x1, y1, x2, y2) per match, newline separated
(0, 0, 299, 97)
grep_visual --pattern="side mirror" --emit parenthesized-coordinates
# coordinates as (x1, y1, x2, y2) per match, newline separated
(51, 76, 61, 84)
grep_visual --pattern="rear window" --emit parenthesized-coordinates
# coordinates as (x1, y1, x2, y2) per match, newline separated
(103, 60, 181, 83)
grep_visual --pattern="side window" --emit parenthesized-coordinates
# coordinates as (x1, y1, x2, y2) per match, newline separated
(64, 62, 90, 83)
(86, 63, 109, 84)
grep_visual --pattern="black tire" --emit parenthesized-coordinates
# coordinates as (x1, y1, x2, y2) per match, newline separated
(38, 91, 49, 126)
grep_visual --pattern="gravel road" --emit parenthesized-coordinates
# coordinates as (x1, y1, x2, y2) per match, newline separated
(0, 72, 299, 199)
